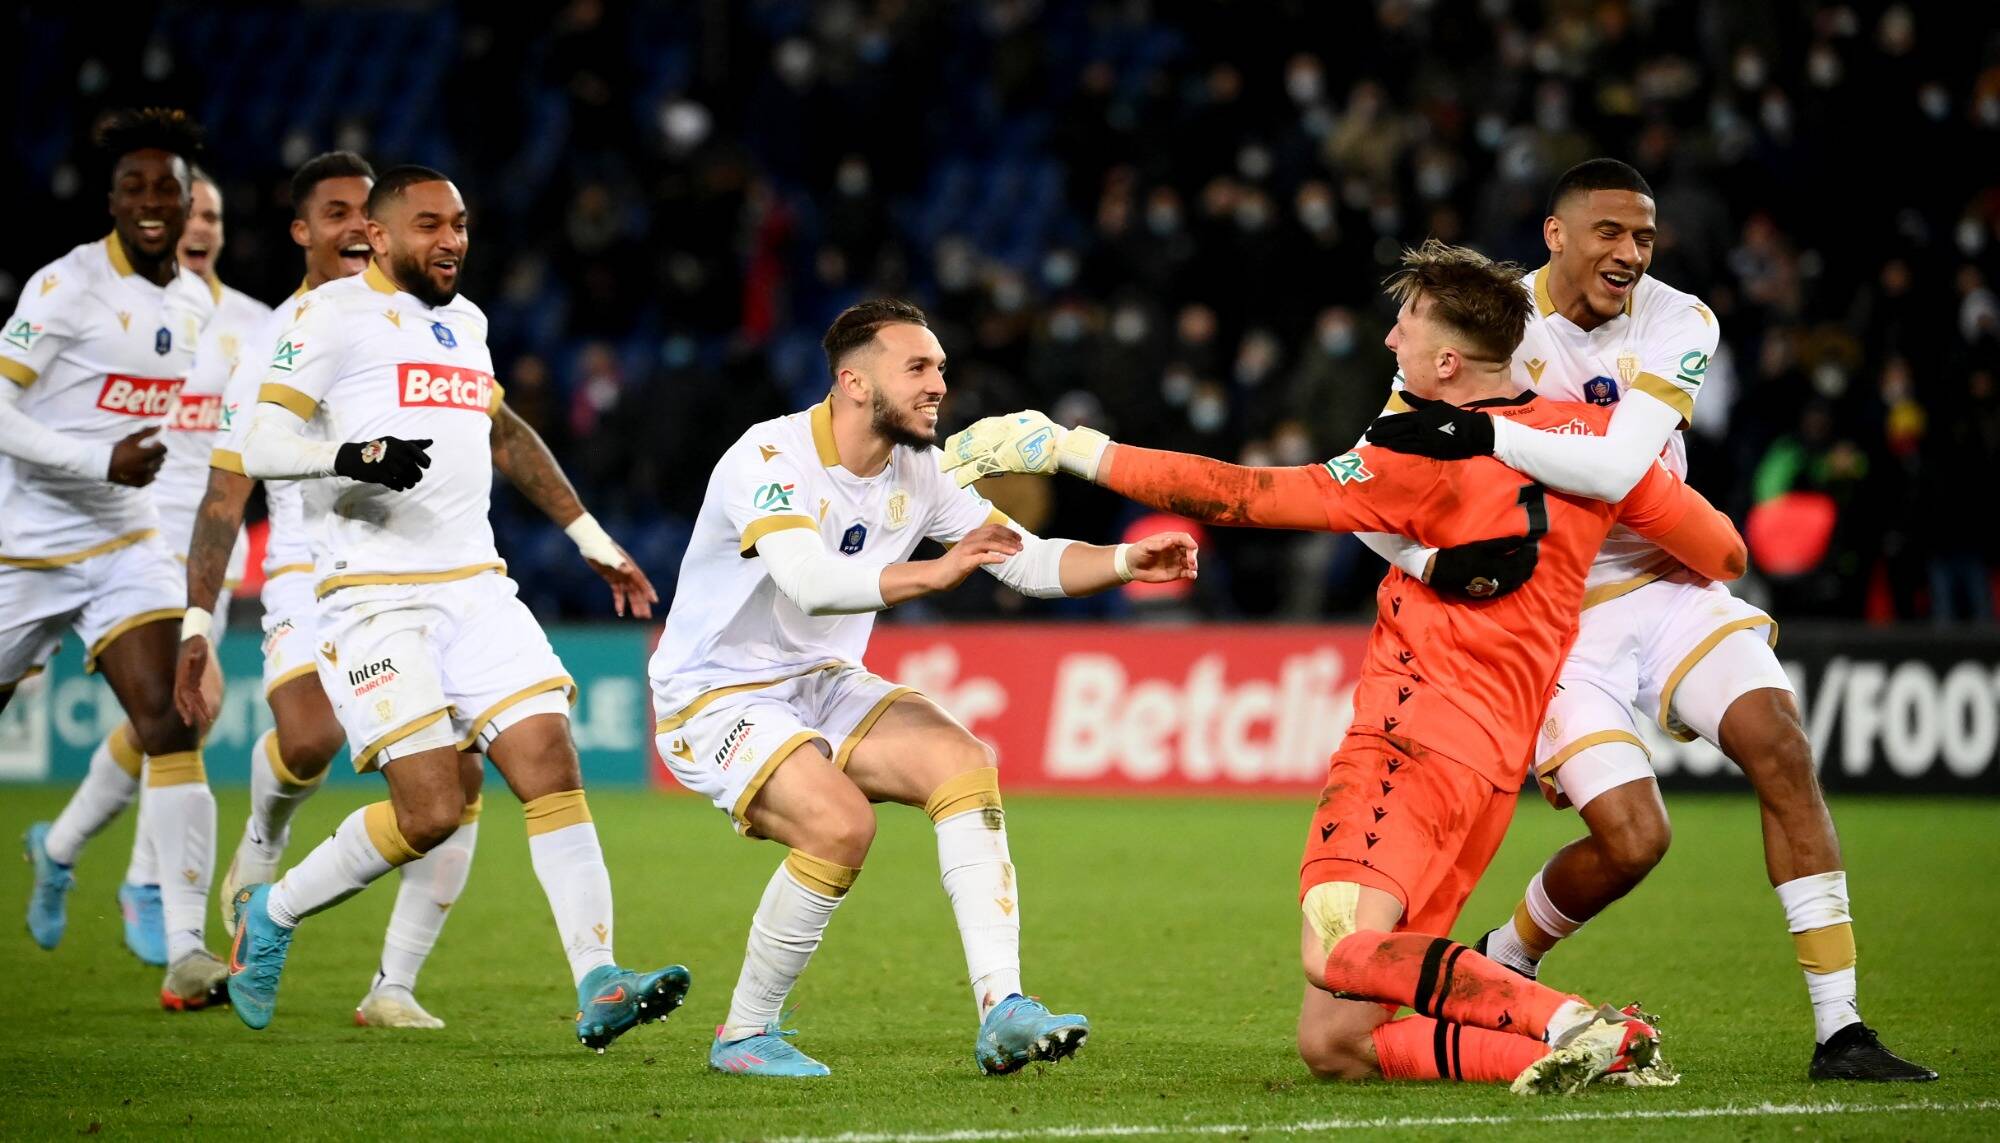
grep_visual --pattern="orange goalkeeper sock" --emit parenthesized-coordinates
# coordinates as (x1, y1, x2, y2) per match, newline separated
(1324, 931, 1574, 1040)
(1372, 1014, 1550, 1083)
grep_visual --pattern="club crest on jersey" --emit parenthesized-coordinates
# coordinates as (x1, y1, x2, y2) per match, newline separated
(886, 490, 911, 530)
(840, 523, 868, 554)
(96, 375, 182, 417)
(1616, 350, 1640, 387)
(154, 326, 172, 356)
(1323, 450, 1374, 486)
(1583, 376, 1620, 406)
(430, 321, 456, 349)
(3, 318, 41, 351)
(752, 482, 795, 512)
(397, 363, 495, 412)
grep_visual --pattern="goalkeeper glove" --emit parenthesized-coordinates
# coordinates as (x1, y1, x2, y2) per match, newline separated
(1428, 535, 1539, 600)
(335, 436, 432, 491)
(1366, 392, 1495, 460)
(938, 411, 1112, 487)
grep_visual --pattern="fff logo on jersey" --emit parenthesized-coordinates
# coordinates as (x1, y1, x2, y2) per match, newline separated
(430, 322, 456, 348)
(840, 523, 868, 554)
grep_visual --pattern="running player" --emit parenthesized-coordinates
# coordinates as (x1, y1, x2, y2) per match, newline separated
(220, 165, 685, 1051)
(171, 151, 487, 1029)
(6, 108, 231, 1010)
(43, 165, 272, 968)
(648, 299, 1197, 1077)
(1365, 161, 1934, 1082)
(943, 242, 1746, 1093)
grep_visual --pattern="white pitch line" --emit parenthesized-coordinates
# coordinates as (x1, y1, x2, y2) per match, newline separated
(773, 1098, 2000, 1143)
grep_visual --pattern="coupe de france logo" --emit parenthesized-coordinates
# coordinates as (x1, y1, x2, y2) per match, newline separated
(431, 322, 456, 348)
(840, 523, 868, 554)
(1583, 376, 1620, 406)
(154, 326, 172, 355)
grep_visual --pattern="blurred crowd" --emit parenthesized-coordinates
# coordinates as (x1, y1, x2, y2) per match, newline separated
(11, 1, 1999, 623)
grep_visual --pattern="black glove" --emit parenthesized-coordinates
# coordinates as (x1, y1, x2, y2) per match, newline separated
(1428, 535, 1539, 600)
(1366, 392, 1495, 460)
(335, 436, 432, 491)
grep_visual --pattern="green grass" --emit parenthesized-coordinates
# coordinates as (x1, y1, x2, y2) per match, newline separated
(0, 787, 1994, 1140)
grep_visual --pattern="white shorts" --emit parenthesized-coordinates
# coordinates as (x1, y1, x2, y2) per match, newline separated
(259, 568, 320, 697)
(1537, 577, 1789, 810)
(653, 663, 913, 833)
(314, 572, 573, 772)
(0, 533, 184, 687)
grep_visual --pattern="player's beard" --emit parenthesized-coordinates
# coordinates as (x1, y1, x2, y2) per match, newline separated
(870, 387, 937, 450)
(388, 248, 458, 308)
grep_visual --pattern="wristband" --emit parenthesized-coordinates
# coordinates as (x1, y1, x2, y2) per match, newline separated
(564, 512, 625, 567)
(1057, 426, 1113, 480)
(1113, 543, 1135, 583)
(180, 606, 214, 644)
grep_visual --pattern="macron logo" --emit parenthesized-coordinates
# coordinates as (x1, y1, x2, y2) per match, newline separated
(96, 375, 183, 417)
(398, 363, 494, 412)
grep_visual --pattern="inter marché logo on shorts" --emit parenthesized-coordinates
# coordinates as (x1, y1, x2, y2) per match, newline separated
(348, 657, 398, 696)
(714, 717, 756, 772)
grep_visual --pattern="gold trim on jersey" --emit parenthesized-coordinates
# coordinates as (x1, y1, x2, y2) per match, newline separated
(210, 447, 246, 475)
(941, 509, 1013, 549)
(834, 685, 916, 771)
(263, 663, 318, 698)
(202, 272, 224, 305)
(653, 661, 846, 734)
(0, 359, 33, 387)
(106, 231, 135, 277)
(1580, 570, 1667, 611)
(455, 675, 575, 751)
(1656, 616, 1779, 742)
(354, 708, 452, 772)
(810, 397, 841, 466)
(731, 730, 825, 832)
(265, 562, 314, 579)
(1382, 391, 1414, 414)
(486, 380, 506, 417)
(1631, 371, 1693, 429)
(291, 279, 310, 300)
(1535, 729, 1650, 777)
(314, 561, 507, 599)
(0, 665, 47, 693)
(259, 382, 318, 420)
(739, 514, 815, 555)
(85, 607, 184, 674)
(0, 528, 158, 570)
(363, 261, 399, 295)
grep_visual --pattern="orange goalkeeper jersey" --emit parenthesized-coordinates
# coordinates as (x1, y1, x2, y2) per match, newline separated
(1099, 391, 1745, 789)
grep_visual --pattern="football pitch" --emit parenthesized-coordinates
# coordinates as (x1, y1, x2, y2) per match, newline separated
(1, 787, 1993, 1140)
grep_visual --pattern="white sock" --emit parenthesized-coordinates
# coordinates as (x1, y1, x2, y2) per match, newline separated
(123, 788, 157, 886)
(376, 819, 478, 993)
(142, 753, 216, 963)
(1776, 871, 1861, 1042)
(1482, 917, 1539, 975)
(722, 856, 848, 1041)
(524, 794, 615, 986)
(936, 808, 1022, 1019)
(247, 730, 323, 853)
(1545, 998, 1597, 1045)
(268, 802, 418, 928)
(44, 728, 144, 866)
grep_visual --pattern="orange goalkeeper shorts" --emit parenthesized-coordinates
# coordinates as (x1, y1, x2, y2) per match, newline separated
(1299, 730, 1520, 937)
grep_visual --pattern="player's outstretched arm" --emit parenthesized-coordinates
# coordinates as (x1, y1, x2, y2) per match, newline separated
(172, 466, 255, 727)
(753, 523, 1024, 615)
(0, 381, 159, 484)
(1616, 462, 1747, 583)
(238, 401, 431, 489)
(1366, 389, 1684, 502)
(489, 402, 656, 618)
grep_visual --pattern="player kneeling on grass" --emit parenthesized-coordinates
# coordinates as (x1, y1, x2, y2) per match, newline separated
(943, 241, 1752, 1094)
(647, 299, 1197, 1077)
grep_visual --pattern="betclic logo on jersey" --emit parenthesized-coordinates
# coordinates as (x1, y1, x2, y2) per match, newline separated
(96, 375, 184, 417)
(163, 393, 225, 432)
(397, 362, 495, 413)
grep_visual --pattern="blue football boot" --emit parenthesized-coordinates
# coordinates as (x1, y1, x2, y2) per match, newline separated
(225, 884, 294, 1030)
(118, 882, 167, 966)
(976, 994, 1090, 1075)
(709, 1021, 831, 1077)
(575, 963, 692, 1052)
(23, 823, 72, 950)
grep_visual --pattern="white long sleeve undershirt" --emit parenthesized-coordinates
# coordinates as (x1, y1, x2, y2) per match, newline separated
(752, 526, 1077, 616)
(239, 403, 340, 480)
(0, 383, 113, 479)
(1489, 389, 1684, 503)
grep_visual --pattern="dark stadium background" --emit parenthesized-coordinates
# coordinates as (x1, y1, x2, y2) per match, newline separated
(11, 0, 1998, 626)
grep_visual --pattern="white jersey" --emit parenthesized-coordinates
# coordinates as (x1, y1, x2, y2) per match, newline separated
(153, 278, 266, 578)
(213, 281, 317, 580)
(0, 233, 214, 564)
(649, 398, 1006, 714)
(251, 262, 506, 598)
(1510, 265, 1720, 601)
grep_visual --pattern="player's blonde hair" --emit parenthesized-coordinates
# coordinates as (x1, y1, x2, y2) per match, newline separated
(1383, 240, 1532, 362)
